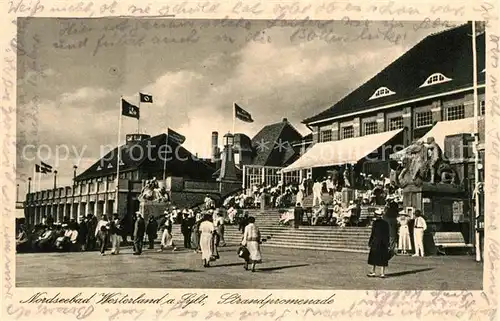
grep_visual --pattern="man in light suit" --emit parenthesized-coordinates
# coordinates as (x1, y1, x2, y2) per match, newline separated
(412, 210, 427, 257)
(312, 180, 323, 207)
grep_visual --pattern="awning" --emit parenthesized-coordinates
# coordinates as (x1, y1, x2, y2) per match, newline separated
(390, 118, 476, 160)
(282, 129, 404, 173)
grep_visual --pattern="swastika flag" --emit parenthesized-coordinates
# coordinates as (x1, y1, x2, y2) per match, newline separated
(121, 99, 140, 119)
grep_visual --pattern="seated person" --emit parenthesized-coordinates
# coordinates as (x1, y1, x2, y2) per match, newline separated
(278, 209, 294, 225)
(16, 225, 30, 253)
(312, 202, 328, 226)
(35, 227, 57, 252)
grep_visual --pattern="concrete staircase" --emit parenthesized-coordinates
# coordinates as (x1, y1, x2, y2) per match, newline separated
(171, 207, 372, 253)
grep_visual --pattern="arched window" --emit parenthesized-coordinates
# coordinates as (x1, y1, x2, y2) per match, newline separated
(419, 73, 452, 88)
(369, 86, 396, 100)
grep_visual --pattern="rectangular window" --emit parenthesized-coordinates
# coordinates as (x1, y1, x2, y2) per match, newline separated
(446, 105, 465, 121)
(388, 116, 404, 130)
(480, 100, 486, 116)
(415, 111, 433, 128)
(342, 126, 354, 139)
(320, 129, 332, 142)
(363, 121, 378, 135)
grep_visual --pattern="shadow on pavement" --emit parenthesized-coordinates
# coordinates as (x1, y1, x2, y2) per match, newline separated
(152, 268, 201, 273)
(385, 267, 434, 277)
(257, 263, 310, 272)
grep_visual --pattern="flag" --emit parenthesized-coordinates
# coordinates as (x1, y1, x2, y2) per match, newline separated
(121, 99, 140, 119)
(35, 164, 49, 174)
(139, 93, 153, 103)
(40, 161, 52, 173)
(167, 128, 186, 145)
(234, 103, 254, 123)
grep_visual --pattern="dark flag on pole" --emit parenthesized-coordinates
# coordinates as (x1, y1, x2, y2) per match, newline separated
(167, 128, 186, 145)
(35, 164, 50, 174)
(40, 161, 52, 173)
(121, 99, 140, 119)
(139, 93, 153, 103)
(234, 103, 254, 123)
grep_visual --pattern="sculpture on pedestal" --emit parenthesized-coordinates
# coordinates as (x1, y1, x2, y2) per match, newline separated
(139, 177, 170, 202)
(425, 137, 443, 185)
(397, 141, 428, 188)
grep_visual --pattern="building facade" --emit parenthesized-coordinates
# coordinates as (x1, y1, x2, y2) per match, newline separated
(24, 132, 217, 226)
(285, 23, 486, 184)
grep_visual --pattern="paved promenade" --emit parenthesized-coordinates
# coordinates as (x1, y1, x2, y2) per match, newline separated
(16, 245, 482, 290)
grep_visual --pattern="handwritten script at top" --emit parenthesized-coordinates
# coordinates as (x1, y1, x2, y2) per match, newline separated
(6, 0, 468, 56)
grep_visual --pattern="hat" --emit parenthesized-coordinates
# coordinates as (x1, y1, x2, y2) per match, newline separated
(399, 210, 407, 215)
(374, 209, 383, 215)
(135, 211, 141, 215)
(349, 200, 354, 205)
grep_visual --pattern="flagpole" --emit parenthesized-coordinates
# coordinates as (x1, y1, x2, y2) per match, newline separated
(232, 102, 236, 134)
(163, 130, 168, 182)
(38, 169, 41, 192)
(138, 94, 141, 134)
(115, 96, 123, 214)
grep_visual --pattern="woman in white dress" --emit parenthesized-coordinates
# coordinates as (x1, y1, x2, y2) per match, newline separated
(241, 217, 262, 272)
(199, 214, 215, 267)
(397, 212, 412, 254)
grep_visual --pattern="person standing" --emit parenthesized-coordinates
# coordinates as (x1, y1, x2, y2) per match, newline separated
(241, 216, 262, 272)
(109, 213, 123, 255)
(397, 211, 412, 255)
(413, 210, 427, 257)
(181, 212, 193, 249)
(77, 216, 88, 251)
(158, 211, 177, 252)
(384, 197, 399, 255)
(146, 215, 158, 250)
(312, 180, 322, 207)
(133, 211, 146, 255)
(95, 215, 110, 256)
(296, 189, 304, 208)
(293, 202, 304, 229)
(214, 211, 226, 247)
(199, 214, 215, 267)
(367, 209, 390, 278)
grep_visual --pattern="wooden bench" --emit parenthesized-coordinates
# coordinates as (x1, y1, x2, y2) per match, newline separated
(433, 232, 473, 255)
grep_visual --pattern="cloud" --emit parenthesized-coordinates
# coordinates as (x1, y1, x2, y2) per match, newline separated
(60, 87, 114, 105)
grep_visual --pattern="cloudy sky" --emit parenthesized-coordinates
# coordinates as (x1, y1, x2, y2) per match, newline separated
(16, 17, 454, 192)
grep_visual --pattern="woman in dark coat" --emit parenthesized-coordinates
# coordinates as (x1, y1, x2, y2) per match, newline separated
(367, 209, 390, 278)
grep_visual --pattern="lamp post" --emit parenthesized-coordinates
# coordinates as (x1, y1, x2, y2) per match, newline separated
(53, 170, 58, 190)
(73, 165, 78, 184)
(28, 177, 31, 195)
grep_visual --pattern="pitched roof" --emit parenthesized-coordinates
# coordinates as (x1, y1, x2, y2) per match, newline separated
(250, 119, 303, 167)
(303, 23, 486, 124)
(75, 133, 216, 181)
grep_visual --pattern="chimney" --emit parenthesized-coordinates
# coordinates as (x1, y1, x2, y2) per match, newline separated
(211, 131, 219, 162)
(282, 118, 288, 123)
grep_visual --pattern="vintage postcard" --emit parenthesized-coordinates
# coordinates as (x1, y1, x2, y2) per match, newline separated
(2, 0, 500, 320)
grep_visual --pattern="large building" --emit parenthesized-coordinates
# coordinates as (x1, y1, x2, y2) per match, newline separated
(24, 132, 218, 226)
(284, 23, 486, 188)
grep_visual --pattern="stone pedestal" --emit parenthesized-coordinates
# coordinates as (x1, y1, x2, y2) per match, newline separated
(403, 182, 469, 255)
(341, 188, 355, 207)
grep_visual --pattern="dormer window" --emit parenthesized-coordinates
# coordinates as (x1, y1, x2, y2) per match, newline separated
(419, 73, 452, 88)
(369, 87, 396, 100)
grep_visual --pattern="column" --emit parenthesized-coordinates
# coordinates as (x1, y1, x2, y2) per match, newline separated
(331, 122, 339, 141)
(312, 126, 320, 143)
(353, 117, 361, 138)
(377, 112, 385, 133)
(431, 100, 442, 123)
(94, 201, 99, 219)
(402, 107, 412, 145)
(261, 167, 265, 185)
